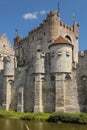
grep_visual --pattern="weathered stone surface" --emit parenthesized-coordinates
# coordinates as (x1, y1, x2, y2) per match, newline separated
(0, 11, 86, 113)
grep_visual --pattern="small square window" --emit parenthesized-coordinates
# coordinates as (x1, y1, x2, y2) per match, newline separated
(3, 45, 6, 48)
(58, 51, 62, 56)
(51, 52, 54, 57)
(66, 52, 70, 57)
(44, 32, 46, 35)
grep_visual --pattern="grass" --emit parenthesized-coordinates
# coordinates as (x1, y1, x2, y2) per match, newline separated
(0, 110, 87, 124)
(0, 110, 50, 121)
(20, 112, 50, 121)
(0, 110, 21, 118)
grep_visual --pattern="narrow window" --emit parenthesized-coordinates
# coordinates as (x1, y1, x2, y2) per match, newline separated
(3, 45, 6, 48)
(18, 93, 22, 105)
(44, 32, 46, 35)
(65, 35, 72, 43)
(65, 74, 71, 80)
(51, 52, 54, 57)
(51, 75, 55, 81)
(58, 51, 62, 56)
(66, 51, 70, 57)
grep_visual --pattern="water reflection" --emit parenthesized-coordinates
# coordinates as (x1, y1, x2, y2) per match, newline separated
(0, 118, 25, 130)
(0, 118, 87, 130)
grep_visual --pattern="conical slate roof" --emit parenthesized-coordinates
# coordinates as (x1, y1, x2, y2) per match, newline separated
(49, 36, 73, 48)
(54, 36, 69, 44)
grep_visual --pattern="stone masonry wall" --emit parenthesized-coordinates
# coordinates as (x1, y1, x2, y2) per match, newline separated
(0, 11, 81, 113)
(42, 81, 55, 113)
(0, 71, 3, 106)
(15, 11, 79, 68)
(77, 51, 87, 112)
(64, 77, 80, 112)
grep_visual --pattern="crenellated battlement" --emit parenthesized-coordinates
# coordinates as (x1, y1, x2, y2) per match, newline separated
(1, 6, 87, 114)
(47, 11, 59, 17)
(21, 36, 29, 42)
(29, 25, 42, 34)
(79, 51, 85, 57)
(14, 35, 29, 49)
(79, 50, 87, 57)
(14, 11, 79, 68)
(29, 11, 59, 35)
(29, 20, 46, 35)
(60, 22, 73, 31)
(15, 10, 79, 46)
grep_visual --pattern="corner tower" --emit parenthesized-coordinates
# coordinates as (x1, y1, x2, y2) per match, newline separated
(2, 55, 15, 111)
(49, 35, 79, 112)
(33, 50, 45, 112)
(49, 36, 73, 73)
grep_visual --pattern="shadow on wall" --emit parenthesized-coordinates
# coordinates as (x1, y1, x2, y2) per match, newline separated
(77, 74, 87, 112)
(0, 70, 4, 106)
(8, 79, 17, 111)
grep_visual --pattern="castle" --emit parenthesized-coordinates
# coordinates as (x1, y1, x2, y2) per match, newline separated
(0, 10, 87, 113)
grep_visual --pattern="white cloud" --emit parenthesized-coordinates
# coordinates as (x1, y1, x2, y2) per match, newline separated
(23, 12, 37, 20)
(40, 10, 46, 15)
(23, 10, 48, 20)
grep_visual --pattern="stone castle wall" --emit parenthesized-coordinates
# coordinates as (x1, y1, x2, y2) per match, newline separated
(14, 11, 79, 68)
(77, 51, 87, 112)
(0, 11, 87, 113)
(0, 34, 15, 110)
(0, 70, 3, 106)
(8, 11, 80, 112)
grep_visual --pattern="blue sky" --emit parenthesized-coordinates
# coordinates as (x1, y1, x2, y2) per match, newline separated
(0, 0, 86, 51)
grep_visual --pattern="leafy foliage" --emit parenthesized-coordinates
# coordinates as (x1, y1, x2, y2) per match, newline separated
(1, 110, 87, 124)
(48, 112, 87, 124)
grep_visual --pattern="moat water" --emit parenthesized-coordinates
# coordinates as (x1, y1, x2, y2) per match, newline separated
(0, 118, 87, 130)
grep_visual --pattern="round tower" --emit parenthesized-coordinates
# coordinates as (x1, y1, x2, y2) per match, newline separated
(3, 55, 15, 111)
(49, 36, 73, 112)
(0, 54, 4, 70)
(47, 11, 60, 42)
(4, 55, 15, 76)
(33, 51, 45, 112)
(49, 36, 73, 73)
(33, 51, 45, 74)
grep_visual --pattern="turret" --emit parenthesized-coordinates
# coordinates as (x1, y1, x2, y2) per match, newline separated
(33, 51, 45, 112)
(0, 54, 4, 70)
(2, 55, 15, 111)
(14, 35, 22, 49)
(49, 36, 73, 112)
(4, 55, 15, 76)
(73, 22, 79, 39)
(33, 51, 45, 74)
(47, 11, 60, 42)
(49, 36, 73, 73)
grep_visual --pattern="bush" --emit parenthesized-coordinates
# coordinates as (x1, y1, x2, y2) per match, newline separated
(48, 112, 87, 124)
(1, 109, 87, 124)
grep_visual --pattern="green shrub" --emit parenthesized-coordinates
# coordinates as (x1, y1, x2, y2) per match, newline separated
(1, 109, 87, 124)
(48, 112, 87, 124)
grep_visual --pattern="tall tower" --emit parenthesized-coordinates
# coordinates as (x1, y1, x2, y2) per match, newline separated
(33, 51, 45, 112)
(0, 54, 4, 70)
(49, 36, 73, 112)
(2, 55, 15, 111)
